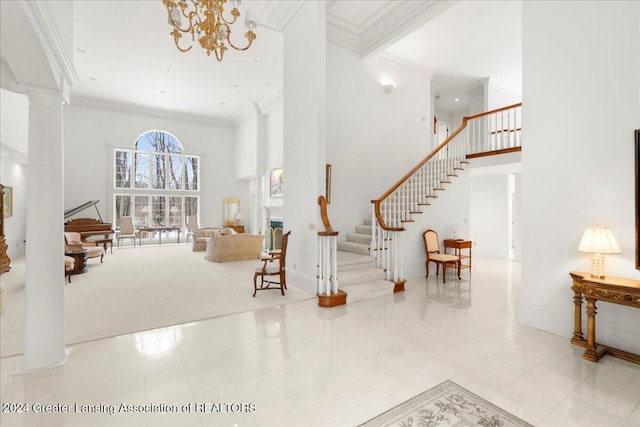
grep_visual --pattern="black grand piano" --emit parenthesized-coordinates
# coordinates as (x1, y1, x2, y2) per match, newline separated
(64, 200, 114, 241)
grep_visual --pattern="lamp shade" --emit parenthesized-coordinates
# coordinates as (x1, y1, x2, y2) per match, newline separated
(578, 226, 621, 254)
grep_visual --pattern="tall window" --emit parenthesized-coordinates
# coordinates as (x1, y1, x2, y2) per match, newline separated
(114, 131, 199, 229)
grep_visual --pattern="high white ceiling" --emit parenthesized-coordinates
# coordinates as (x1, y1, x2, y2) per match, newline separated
(6, 1, 522, 125)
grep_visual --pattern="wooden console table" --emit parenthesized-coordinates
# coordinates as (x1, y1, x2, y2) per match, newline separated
(444, 239, 472, 272)
(65, 249, 88, 275)
(570, 271, 640, 364)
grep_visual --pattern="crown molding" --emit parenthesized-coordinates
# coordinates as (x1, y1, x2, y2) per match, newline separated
(258, 1, 305, 32)
(231, 69, 283, 125)
(327, 1, 459, 59)
(18, 0, 79, 88)
(70, 96, 235, 129)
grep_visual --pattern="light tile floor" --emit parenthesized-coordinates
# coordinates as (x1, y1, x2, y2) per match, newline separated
(1, 258, 639, 426)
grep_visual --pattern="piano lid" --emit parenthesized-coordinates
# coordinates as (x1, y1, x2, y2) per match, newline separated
(64, 200, 103, 221)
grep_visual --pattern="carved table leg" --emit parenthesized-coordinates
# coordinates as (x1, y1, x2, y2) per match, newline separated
(583, 297, 607, 362)
(571, 286, 585, 345)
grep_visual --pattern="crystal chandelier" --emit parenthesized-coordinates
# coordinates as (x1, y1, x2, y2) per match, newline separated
(163, 0, 257, 61)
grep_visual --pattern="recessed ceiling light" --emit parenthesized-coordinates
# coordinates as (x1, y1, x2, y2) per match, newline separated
(255, 57, 262, 62)
(160, 91, 166, 94)
(233, 84, 240, 88)
(88, 77, 97, 81)
(164, 68, 172, 72)
(220, 102, 226, 106)
(76, 48, 86, 53)
(454, 98, 460, 102)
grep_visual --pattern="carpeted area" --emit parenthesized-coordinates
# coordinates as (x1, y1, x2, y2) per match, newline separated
(0, 243, 314, 358)
(360, 380, 533, 427)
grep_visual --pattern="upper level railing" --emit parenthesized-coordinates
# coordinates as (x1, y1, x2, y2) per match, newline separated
(371, 103, 522, 231)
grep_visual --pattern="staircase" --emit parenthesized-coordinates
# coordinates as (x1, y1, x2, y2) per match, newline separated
(316, 103, 522, 307)
(337, 218, 396, 304)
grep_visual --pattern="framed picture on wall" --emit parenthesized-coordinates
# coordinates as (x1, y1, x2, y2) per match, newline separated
(636, 129, 639, 269)
(2, 186, 12, 218)
(270, 168, 283, 198)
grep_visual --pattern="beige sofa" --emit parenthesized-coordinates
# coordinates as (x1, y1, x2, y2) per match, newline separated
(205, 234, 264, 263)
(192, 227, 236, 251)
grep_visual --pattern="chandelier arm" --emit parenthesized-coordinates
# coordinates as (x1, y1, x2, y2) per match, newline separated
(220, 6, 240, 25)
(226, 30, 256, 51)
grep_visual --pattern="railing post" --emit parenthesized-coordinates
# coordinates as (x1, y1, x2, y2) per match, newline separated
(317, 196, 345, 307)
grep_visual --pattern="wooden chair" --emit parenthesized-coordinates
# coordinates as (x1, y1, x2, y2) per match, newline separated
(253, 231, 290, 297)
(423, 229, 460, 283)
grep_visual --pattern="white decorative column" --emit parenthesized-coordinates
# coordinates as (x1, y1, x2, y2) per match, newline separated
(17, 90, 70, 373)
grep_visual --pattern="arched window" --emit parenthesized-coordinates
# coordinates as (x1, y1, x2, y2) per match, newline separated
(114, 131, 199, 233)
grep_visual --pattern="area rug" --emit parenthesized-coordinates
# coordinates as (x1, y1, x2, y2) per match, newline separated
(360, 380, 532, 427)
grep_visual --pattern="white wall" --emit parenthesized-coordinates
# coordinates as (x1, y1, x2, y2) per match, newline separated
(1, 156, 27, 259)
(470, 175, 509, 258)
(486, 80, 521, 111)
(520, 1, 640, 353)
(0, 89, 29, 259)
(1, 89, 29, 154)
(264, 98, 283, 211)
(326, 42, 431, 237)
(282, 1, 326, 294)
(63, 104, 243, 228)
(235, 114, 258, 180)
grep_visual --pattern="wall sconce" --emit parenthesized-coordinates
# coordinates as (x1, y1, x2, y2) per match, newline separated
(578, 226, 621, 279)
(382, 83, 395, 94)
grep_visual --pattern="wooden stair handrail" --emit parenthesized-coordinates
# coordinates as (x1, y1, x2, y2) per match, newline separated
(371, 102, 522, 231)
(317, 196, 338, 236)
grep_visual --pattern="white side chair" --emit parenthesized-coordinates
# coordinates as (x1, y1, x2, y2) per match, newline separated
(186, 216, 199, 244)
(116, 216, 138, 248)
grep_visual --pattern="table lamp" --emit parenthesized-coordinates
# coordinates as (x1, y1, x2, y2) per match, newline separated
(451, 222, 460, 239)
(578, 226, 621, 279)
(234, 212, 243, 225)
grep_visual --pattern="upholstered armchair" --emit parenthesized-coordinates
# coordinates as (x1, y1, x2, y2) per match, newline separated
(64, 232, 105, 263)
(64, 256, 75, 282)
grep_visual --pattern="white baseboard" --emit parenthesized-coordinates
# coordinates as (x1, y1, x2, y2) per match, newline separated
(287, 268, 316, 295)
(519, 302, 640, 354)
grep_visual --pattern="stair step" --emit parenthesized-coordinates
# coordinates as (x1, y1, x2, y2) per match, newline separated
(364, 217, 373, 226)
(337, 250, 374, 271)
(447, 174, 459, 177)
(339, 266, 385, 286)
(434, 188, 446, 191)
(401, 219, 415, 223)
(346, 232, 371, 245)
(355, 225, 372, 235)
(409, 211, 422, 214)
(342, 280, 396, 304)
(441, 181, 452, 184)
(418, 203, 431, 206)
(337, 241, 370, 256)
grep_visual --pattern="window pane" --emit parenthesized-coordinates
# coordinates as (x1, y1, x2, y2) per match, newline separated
(115, 195, 131, 226)
(136, 131, 182, 153)
(134, 196, 150, 228)
(168, 197, 182, 227)
(115, 151, 132, 188)
(152, 154, 166, 189)
(168, 156, 182, 190)
(184, 156, 198, 191)
(152, 196, 166, 226)
(135, 153, 150, 189)
(185, 197, 198, 219)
